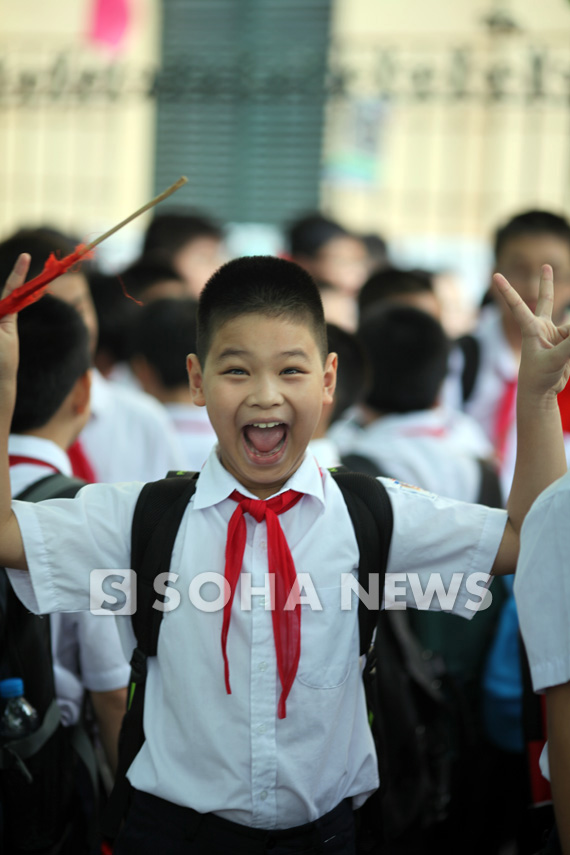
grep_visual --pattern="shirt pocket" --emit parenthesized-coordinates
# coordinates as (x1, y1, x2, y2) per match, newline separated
(295, 585, 355, 689)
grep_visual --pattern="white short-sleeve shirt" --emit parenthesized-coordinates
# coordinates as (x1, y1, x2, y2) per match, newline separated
(514, 471, 570, 780)
(80, 369, 183, 483)
(330, 406, 491, 504)
(515, 471, 570, 693)
(8, 449, 507, 829)
(8, 434, 130, 725)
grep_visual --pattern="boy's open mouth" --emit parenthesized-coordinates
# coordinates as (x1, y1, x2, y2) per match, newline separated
(242, 422, 288, 463)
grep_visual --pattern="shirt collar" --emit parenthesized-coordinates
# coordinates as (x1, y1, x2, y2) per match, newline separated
(478, 305, 519, 380)
(88, 368, 109, 418)
(8, 434, 73, 476)
(193, 447, 326, 510)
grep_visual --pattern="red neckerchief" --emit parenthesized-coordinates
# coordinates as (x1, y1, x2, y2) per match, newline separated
(9, 455, 59, 472)
(224, 489, 303, 718)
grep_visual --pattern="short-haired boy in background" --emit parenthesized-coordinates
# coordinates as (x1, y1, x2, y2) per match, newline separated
(129, 298, 217, 471)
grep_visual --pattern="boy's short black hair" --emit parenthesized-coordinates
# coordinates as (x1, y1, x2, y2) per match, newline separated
(326, 323, 371, 425)
(87, 270, 140, 364)
(143, 210, 222, 258)
(287, 213, 349, 258)
(197, 256, 327, 365)
(0, 227, 82, 286)
(12, 294, 90, 433)
(358, 267, 434, 315)
(494, 210, 570, 259)
(119, 255, 185, 300)
(358, 304, 449, 414)
(131, 298, 198, 389)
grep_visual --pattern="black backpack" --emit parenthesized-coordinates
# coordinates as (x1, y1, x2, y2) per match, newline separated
(103, 469, 452, 846)
(0, 472, 98, 855)
(456, 333, 481, 405)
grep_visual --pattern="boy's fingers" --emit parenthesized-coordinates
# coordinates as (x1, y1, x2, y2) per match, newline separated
(493, 272, 536, 333)
(535, 264, 554, 320)
(551, 325, 570, 366)
(2, 253, 31, 300)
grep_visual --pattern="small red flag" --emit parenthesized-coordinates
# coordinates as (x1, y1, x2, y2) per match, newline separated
(0, 245, 93, 319)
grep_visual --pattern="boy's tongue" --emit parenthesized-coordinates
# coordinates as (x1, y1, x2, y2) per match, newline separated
(244, 424, 285, 453)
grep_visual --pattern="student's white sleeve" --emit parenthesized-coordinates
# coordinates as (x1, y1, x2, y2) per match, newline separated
(381, 477, 508, 619)
(514, 480, 570, 693)
(74, 612, 130, 691)
(6, 481, 143, 616)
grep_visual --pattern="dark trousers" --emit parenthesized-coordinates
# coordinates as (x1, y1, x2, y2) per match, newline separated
(113, 790, 356, 855)
(543, 824, 562, 855)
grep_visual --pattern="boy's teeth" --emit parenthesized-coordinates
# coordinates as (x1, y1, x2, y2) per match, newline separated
(244, 423, 287, 454)
(251, 422, 281, 428)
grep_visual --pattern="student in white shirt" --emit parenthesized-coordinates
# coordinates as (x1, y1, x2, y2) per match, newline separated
(0, 229, 183, 484)
(444, 210, 570, 494)
(7, 295, 130, 766)
(332, 304, 494, 503)
(129, 297, 217, 471)
(1, 295, 130, 852)
(515, 474, 570, 855)
(1, 254, 569, 855)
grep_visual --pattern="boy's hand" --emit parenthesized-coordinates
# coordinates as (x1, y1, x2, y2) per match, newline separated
(494, 264, 570, 399)
(0, 254, 30, 388)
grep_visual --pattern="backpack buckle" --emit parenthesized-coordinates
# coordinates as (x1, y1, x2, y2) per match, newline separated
(129, 647, 148, 684)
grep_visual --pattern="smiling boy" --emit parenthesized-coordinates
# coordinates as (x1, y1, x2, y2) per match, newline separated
(1, 254, 570, 855)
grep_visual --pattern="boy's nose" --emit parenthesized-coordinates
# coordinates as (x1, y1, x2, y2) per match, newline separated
(247, 376, 283, 408)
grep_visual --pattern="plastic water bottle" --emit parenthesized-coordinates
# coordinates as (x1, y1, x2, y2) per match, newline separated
(0, 678, 39, 741)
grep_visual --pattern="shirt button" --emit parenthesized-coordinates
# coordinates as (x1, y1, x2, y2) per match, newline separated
(260, 540, 267, 550)
(258, 724, 267, 734)
(260, 790, 268, 801)
(258, 662, 267, 672)
(258, 597, 266, 608)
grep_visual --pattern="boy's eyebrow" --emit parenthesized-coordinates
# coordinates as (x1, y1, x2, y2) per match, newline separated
(215, 347, 311, 362)
(216, 347, 250, 361)
(280, 349, 311, 361)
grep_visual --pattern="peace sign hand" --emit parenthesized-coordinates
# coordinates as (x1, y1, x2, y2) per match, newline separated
(494, 264, 570, 398)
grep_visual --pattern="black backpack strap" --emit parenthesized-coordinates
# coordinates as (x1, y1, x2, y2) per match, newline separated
(14, 472, 87, 502)
(103, 471, 199, 839)
(476, 458, 503, 509)
(456, 334, 480, 404)
(341, 453, 389, 479)
(330, 471, 394, 655)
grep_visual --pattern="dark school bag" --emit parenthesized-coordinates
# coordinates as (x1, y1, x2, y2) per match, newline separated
(456, 333, 481, 405)
(0, 472, 98, 855)
(103, 468, 394, 838)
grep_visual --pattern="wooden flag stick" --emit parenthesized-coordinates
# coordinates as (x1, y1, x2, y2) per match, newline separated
(82, 175, 188, 255)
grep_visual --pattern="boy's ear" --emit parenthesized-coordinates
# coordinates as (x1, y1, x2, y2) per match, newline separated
(323, 352, 338, 405)
(187, 354, 206, 407)
(71, 370, 91, 417)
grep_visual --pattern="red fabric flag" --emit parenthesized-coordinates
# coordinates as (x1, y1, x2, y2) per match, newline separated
(0, 245, 93, 319)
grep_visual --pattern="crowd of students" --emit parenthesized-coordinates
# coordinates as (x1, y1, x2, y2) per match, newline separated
(0, 205, 569, 855)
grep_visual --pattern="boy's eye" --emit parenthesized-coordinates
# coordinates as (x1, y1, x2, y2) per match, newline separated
(224, 368, 247, 375)
(281, 367, 302, 375)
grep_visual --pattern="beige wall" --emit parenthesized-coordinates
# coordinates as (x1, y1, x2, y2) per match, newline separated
(0, 0, 160, 258)
(324, 0, 570, 249)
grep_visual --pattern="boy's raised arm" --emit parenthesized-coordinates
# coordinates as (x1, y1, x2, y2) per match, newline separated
(492, 264, 570, 574)
(0, 254, 31, 571)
